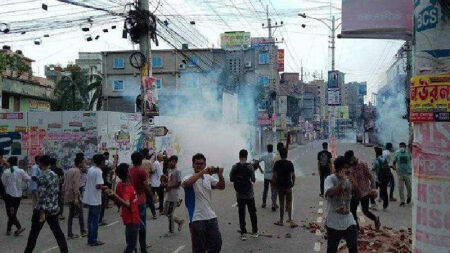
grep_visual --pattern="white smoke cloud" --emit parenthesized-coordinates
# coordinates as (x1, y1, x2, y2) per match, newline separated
(375, 75, 409, 146)
(155, 70, 259, 175)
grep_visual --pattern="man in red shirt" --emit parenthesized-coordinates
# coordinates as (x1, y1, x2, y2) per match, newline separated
(129, 152, 150, 253)
(108, 163, 140, 253)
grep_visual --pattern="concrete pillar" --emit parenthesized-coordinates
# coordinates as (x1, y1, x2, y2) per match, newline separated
(412, 1, 450, 252)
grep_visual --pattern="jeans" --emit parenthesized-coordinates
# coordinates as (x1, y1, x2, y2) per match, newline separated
(164, 201, 183, 233)
(389, 172, 395, 199)
(146, 191, 156, 216)
(278, 188, 293, 222)
(320, 169, 331, 195)
(189, 218, 222, 253)
(4, 194, 22, 232)
(138, 204, 147, 253)
(379, 181, 389, 209)
(24, 210, 68, 253)
(398, 174, 412, 203)
(152, 187, 164, 213)
(350, 195, 377, 230)
(237, 198, 258, 234)
(67, 201, 85, 236)
(262, 179, 277, 206)
(87, 205, 101, 244)
(326, 225, 358, 253)
(125, 223, 139, 253)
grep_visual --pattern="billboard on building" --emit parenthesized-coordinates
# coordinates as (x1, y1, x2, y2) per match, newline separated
(359, 83, 367, 95)
(335, 106, 349, 119)
(328, 70, 344, 88)
(341, 0, 413, 40)
(257, 111, 272, 126)
(251, 37, 274, 48)
(410, 74, 450, 122)
(278, 49, 285, 72)
(328, 88, 341, 105)
(220, 31, 251, 50)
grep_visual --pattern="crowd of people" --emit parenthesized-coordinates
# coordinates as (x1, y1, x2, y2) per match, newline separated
(319, 142, 412, 253)
(0, 139, 412, 253)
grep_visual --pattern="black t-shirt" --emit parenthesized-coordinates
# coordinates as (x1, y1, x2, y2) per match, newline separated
(273, 159, 294, 190)
(317, 150, 332, 172)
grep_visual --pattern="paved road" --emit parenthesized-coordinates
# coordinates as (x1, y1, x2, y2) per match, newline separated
(0, 141, 412, 253)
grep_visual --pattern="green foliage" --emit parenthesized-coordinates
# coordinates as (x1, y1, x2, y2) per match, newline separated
(51, 67, 103, 111)
(0, 52, 31, 78)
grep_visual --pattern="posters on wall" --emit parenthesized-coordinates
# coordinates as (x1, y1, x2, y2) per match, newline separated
(0, 111, 142, 169)
(328, 88, 341, 105)
(410, 74, 450, 122)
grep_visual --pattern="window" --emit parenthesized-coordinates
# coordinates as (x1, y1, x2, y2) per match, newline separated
(152, 57, 163, 68)
(259, 53, 269, 64)
(156, 78, 162, 89)
(188, 56, 198, 66)
(113, 57, 124, 69)
(258, 76, 269, 86)
(1, 93, 9, 109)
(113, 80, 124, 91)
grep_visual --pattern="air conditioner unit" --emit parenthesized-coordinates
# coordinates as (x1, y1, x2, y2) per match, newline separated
(179, 63, 186, 69)
(245, 61, 252, 68)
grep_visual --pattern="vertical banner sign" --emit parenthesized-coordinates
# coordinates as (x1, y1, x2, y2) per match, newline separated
(278, 49, 285, 72)
(412, 123, 450, 252)
(410, 74, 450, 122)
(413, 2, 450, 253)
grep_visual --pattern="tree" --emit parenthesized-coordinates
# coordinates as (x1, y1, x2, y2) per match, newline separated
(51, 68, 90, 111)
(87, 74, 103, 110)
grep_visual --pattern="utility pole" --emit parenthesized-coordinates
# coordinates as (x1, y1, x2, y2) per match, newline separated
(263, 5, 283, 39)
(138, 0, 152, 146)
(330, 16, 336, 71)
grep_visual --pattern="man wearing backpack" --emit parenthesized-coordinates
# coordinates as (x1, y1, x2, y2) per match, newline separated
(373, 147, 390, 210)
(230, 149, 258, 241)
(317, 142, 333, 197)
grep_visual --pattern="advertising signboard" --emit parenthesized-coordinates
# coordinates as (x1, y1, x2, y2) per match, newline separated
(251, 37, 274, 48)
(220, 31, 251, 50)
(335, 106, 349, 119)
(327, 88, 341, 105)
(341, 0, 413, 40)
(257, 111, 272, 126)
(410, 74, 450, 122)
(328, 70, 344, 88)
(278, 49, 285, 72)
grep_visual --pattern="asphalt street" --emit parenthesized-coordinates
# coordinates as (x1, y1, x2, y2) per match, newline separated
(0, 141, 412, 253)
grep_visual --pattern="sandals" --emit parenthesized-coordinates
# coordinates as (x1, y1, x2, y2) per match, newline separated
(274, 221, 284, 226)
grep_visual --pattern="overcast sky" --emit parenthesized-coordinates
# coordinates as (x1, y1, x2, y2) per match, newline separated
(1, 0, 405, 103)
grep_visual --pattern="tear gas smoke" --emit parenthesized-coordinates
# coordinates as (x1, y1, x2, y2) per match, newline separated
(375, 75, 409, 147)
(155, 70, 260, 177)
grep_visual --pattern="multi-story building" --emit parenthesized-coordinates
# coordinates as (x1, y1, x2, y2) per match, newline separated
(346, 81, 367, 129)
(1, 47, 54, 112)
(75, 52, 102, 76)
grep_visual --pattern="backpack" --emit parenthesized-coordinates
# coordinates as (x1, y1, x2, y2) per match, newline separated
(232, 163, 252, 194)
(319, 152, 330, 167)
(377, 157, 391, 183)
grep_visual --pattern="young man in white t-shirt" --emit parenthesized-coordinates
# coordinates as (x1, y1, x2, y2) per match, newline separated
(82, 154, 108, 246)
(182, 153, 225, 253)
(382, 143, 397, 202)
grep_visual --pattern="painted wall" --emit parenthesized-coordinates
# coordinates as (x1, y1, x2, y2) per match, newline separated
(0, 111, 142, 169)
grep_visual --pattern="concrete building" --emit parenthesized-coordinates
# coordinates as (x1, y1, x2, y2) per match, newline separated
(75, 52, 102, 76)
(346, 81, 367, 129)
(1, 48, 54, 112)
